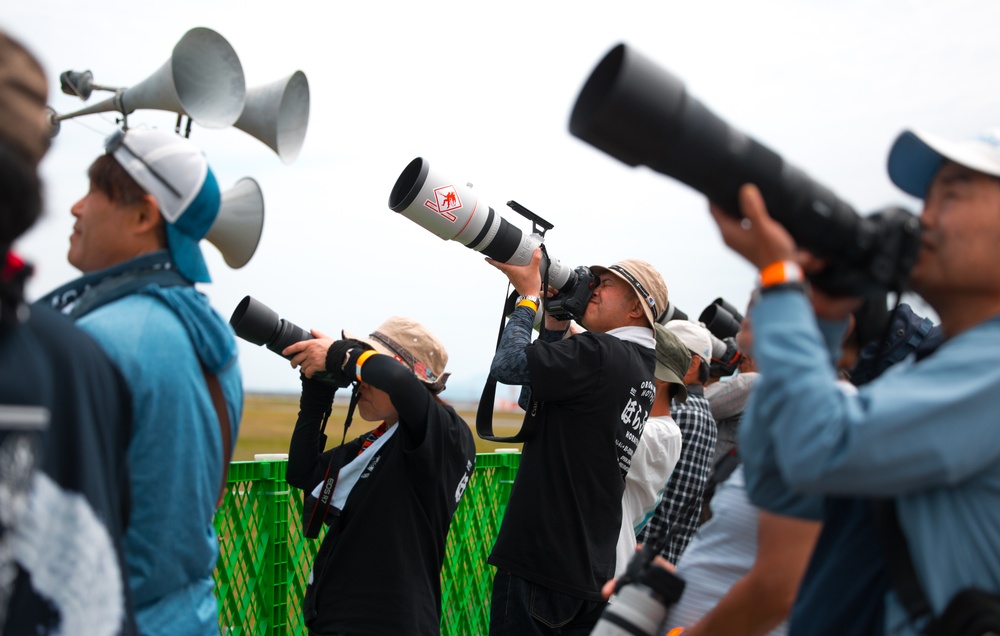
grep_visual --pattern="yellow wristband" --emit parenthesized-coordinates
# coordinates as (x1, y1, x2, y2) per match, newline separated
(759, 260, 804, 288)
(517, 298, 539, 313)
(354, 349, 378, 380)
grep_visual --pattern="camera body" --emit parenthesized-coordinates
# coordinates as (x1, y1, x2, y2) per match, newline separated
(388, 157, 598, 321)
(569, 44, 922, 296)
(546, 265, 600, 322)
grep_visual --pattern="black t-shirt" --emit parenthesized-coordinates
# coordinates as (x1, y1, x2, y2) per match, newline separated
(488, 331, 656, 600)
(0, 305, 136, 635)
(287, 355, 476, 636)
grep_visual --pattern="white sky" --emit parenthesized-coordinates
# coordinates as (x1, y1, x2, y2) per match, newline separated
(5, 1, 999, 399)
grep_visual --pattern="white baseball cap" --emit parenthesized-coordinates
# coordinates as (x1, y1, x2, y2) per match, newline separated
(887, 127, 1000, 199)
(106, 128, 221, 283)
(664, 319, 712, 369)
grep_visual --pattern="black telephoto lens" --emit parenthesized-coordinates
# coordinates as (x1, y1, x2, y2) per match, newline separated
(569, 43, 921, 295)
(230, 296, 312, 358)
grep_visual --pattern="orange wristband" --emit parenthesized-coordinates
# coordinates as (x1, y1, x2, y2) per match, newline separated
(666, 628, 686, 636)
(354, 349, 378, 380)
(759, 260, 804, 288)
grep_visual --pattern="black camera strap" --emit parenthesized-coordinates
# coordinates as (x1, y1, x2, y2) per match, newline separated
(475, 246, 555, 443)
(475, 290, 540, 442)
(871, 498, 934, 625)
(868, 498, 1000, 636)
(303, 384, 361, 539)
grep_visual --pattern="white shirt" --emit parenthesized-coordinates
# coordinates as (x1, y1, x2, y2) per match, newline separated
(615, 414, 683, 577)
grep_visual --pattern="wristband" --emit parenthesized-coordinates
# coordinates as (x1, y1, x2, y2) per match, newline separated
(759, 260, 804, 288)
(354, 349, 378, 380)
(516, 295, 540, 313)
(666, 629, 686, 636)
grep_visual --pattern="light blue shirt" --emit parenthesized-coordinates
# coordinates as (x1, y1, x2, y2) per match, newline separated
(740, 290, 1000, 636)
(80, 290, 242, 636)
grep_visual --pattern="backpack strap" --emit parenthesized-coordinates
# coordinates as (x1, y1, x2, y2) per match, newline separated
(202, 366, 232, 508)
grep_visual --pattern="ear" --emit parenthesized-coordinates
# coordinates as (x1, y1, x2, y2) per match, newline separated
(133, 194, 166, 245)
(629, 298, 645, 320)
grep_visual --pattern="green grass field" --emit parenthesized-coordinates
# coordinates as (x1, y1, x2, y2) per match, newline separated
(234, 393, 525, 461)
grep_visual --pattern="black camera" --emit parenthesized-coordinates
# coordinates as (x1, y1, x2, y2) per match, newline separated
(699, 298, 744, 377)
(569, 44, 922, 296)
(388, 157, 599, 321)
(699, 298, 743, 339)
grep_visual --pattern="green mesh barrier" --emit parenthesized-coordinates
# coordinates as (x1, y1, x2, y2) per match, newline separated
(214, 452, 520, 635)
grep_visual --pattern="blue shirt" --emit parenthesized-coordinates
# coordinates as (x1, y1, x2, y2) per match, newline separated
(740, 290, 1000, 636)
(80, 291, 242, 636)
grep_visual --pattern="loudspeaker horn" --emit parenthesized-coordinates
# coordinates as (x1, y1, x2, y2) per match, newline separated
(206, 177, 265, 269)
(50, 27, 246, 132)
(234, 71, 310, 163)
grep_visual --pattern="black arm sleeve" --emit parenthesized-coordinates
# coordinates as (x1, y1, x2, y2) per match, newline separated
(286, 377, 337, 490)
(355, 353, 434, 446)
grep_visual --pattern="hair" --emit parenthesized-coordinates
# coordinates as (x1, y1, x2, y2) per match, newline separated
(697, 356, 710, 385)
(667, 383, 682, 402)
(88, 154, 149, 204)
(88, 154, 167, 245)
(0, 139, 42, 245)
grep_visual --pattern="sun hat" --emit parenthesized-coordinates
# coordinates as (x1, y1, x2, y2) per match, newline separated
(664, 319, 712, 369)
(105, 127, 221, 283)
(887, 127, 1000, 199)
(344, 316, 449, 393)
(589, 258, 668, 329)
(654, 323, 691, 403)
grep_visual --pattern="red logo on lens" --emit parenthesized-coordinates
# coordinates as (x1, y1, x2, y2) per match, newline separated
(424, 185, 462, 222)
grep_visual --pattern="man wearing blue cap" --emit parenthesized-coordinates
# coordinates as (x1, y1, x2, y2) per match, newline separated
(38, 128, 243, 636)
(707, 128, 1000, 635)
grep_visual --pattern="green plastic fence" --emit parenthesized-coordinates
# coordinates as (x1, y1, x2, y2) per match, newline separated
(213, 452, 521, 635)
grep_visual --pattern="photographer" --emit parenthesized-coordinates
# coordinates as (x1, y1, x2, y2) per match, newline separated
(485, 248, 667, 635)
(282, 317, 476, 636)
(708, 128, 1000, 635)
(637, 320, 717, 564)
(614, 324, 688, 578)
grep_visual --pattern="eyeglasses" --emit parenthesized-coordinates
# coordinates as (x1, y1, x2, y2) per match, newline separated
(105, 129, 182, 198)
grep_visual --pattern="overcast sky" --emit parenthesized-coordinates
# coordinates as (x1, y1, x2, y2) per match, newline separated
(6, 1, 999, 399)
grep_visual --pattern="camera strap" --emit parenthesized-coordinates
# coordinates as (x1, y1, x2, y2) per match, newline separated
(476, 290, 540, 442)
(475, 249, 556, 442)
(303, 384, 360, 539)
(871, 498, 942, 634)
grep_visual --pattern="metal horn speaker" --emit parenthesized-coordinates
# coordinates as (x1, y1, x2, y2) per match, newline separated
(50, 27, 246, 132)
(234, 70, 310, 163)
(206, 177, 265, 269)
